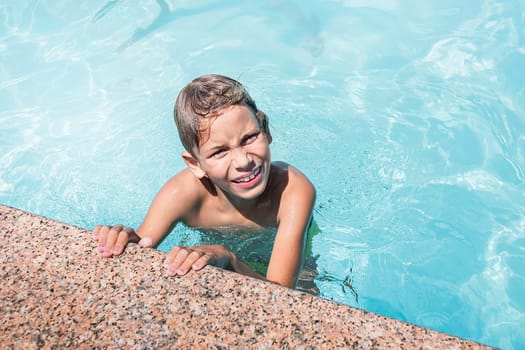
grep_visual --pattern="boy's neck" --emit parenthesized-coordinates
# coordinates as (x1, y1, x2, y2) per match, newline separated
(218, 186, 262, 213)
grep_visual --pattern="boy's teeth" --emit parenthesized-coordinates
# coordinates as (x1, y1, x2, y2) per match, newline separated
(236, 167, 260, 183)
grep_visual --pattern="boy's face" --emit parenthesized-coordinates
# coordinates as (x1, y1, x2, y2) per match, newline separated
(190, 105, 272, 201)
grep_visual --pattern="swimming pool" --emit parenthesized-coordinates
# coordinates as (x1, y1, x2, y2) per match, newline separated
(1, 1, 524, 348)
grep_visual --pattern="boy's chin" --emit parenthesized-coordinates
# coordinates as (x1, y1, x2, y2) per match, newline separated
(230, 185, 266, 200)
(227, 179, 269, 200)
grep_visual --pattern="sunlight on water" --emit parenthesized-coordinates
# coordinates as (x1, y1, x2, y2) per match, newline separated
(1, 1, 524, 348)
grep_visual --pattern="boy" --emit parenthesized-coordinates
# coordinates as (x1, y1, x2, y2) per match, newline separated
(92, 74, 316, 289)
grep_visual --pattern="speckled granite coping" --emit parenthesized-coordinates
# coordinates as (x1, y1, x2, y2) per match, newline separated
(0, 204, 494, 349)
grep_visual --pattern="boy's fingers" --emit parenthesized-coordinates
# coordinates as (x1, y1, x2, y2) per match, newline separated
(113, 225, 138, 254)
(172, 248, 190, 267)
(165, 247, 191, 276)
(192, 254, 211, 271)
(92, 225, 102, 240)
(165, 247, 180, 275)
(97, 226, 110, 252)
(112, 230, 131, 255)
(103, 225, 124, 257)
(164, 247, 215, 275)
(93, 224, 142, 257)
(176, 251, 203, 275)
(165, 246, 180, 264)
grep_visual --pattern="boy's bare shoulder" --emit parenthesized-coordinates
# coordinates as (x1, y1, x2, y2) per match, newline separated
(272, 161, 313, 182)
(157, 168, 206, 205)
(270, 161, 315, 230)
(270, 161, 315, 195)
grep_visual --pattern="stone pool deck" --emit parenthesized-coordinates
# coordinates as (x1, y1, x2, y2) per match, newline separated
(1, 204, 494, 349)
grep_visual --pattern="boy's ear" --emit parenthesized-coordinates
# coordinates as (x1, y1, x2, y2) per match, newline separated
(182, 151, 207, 179)
(256, 110, 272, 144)
(265, 131, 272, 144)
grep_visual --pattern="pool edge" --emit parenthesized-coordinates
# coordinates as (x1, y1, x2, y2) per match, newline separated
(0, 203, 495, 349)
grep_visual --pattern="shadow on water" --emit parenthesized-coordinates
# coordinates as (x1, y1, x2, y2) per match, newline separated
(92, 0, 324, 57)
(315, 270, 359, 304)
(92, 0, 121, 22)
(92, 0, 230, 52)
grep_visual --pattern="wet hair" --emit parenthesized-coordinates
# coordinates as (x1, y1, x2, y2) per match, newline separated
(174, 74, 269, 156)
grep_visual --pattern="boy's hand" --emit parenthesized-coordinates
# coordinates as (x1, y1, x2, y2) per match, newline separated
(92, 224, 153, 258)
(164, 244, 233, 276)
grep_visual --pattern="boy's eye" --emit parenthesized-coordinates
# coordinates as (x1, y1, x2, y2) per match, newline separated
(210, 149, 227, 159)
(243, 131, 260, 145)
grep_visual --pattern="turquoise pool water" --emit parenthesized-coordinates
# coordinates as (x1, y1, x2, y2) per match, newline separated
(1, 1, 524, 348)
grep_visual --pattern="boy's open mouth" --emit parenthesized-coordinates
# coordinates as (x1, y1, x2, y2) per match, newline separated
(232, 166, 262, 184)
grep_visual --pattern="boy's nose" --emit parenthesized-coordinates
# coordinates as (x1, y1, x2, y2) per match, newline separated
(232, 147, 252, 168)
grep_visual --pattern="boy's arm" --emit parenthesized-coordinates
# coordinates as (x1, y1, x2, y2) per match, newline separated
(163, 165, 315, 287)
(135, 172, 197, 245)
(93, 170, 199, 257)
(266, 166, 316, 288)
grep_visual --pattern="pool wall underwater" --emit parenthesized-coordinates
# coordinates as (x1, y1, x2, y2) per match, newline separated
(1, 204, 494, 349)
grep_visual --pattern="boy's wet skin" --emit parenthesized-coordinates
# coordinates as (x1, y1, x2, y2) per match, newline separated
(92, 74, 316, 289)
